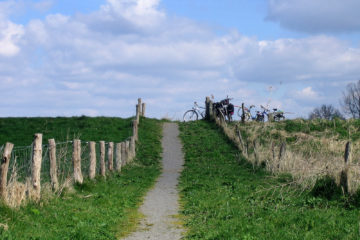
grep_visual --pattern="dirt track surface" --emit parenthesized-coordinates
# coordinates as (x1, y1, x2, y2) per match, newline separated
(122, 122, 185, 240)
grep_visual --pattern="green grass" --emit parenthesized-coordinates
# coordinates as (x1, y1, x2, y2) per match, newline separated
(0, 117, 163, 239)
(0, 116, 135, 146)
(179, 120, 360, 240)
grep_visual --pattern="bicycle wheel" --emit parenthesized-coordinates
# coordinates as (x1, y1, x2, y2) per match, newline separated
(245, 112, 251, 121)
(183, 110, 198, 122)
(237, 107, 242, 118)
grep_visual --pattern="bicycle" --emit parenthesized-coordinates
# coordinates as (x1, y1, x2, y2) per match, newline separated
(272, 108, 285, 121)
(237, 105, 256, 121)
(183, 102, 205, 121)
(256, 105, 270, 122)
(213, 97, 234, 123)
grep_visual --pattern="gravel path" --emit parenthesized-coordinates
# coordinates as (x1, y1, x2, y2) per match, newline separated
(122, 123, 185, 240)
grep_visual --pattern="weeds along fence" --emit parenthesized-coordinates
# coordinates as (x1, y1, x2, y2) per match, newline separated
(0, 99, 146, 208)
(205, 97, 360, 194)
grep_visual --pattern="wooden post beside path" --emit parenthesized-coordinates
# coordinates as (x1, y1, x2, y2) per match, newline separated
(241, 103, 245, 123)
(115, 143, 122, 172)
(100, 141, 106, 177)
(48, 139, 59, 191)
(108, 142, 114, 171)
(31, 134, 43, 201)
(0, 142, 14, 200)
(89, 141, 96, 179)
(73, 139, 83, 184)
(141, 103, 146, 117)
(341, 141, 352, 193)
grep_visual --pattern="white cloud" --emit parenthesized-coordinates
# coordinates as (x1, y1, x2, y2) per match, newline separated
(0, 19, 24, 57)
(33, 0, 54, 12)
(266, 0, 360, 33)
(295, 87, 320, 100)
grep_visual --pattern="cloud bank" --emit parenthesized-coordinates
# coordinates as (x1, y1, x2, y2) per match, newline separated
(0, 0, 359, 119)
(266, 0, 360, 33)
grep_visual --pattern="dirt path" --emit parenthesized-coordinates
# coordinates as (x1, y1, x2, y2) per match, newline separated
(122, 122, 185, 240)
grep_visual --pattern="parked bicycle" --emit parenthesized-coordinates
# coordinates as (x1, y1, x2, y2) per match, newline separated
(183, 102, 205, 121)
(213, 97, 235, 123)
(255, 105, 270, 122)
(272, 108, 285, 121)
(237, 105, 256, 121)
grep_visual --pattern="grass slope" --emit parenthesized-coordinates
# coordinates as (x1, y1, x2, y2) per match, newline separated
(0, 116, 135, 146)
(0, 117, 162, 239)
(179, 120, 360, 240)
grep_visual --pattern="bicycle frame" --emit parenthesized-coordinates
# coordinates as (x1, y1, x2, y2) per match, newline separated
(193, 102, 205, 118)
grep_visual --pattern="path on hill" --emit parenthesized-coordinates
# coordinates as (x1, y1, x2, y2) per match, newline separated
(122, 122, 185, 240)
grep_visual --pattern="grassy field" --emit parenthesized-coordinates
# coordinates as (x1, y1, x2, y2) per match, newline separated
(179, 120, 360, 240)
(0, 117, 163, 239)
(0, 116, 135, 146)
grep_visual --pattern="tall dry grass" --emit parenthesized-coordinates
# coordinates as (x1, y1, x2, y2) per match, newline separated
(217, 119, 360, 193)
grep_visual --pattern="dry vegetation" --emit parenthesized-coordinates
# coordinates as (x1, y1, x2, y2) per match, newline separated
(219, 118, 360, 193)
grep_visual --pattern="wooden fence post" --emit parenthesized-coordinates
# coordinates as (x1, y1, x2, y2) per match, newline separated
(121, 142, 127, 166)
(271, 141, 275, 161)
(115, 143, 122, 172)
(0, 142, 14, 200)
(341, 141, 352, 193)
(241, 103, 245, 123)
(253, 140, 258, 164)
(73, 139, 83, 184)
(235, 125, 245, 152)
(48, 139, 59, 191)
(137, 98, 142, 119)
(133, 120, 138, 141)
(100, 141, 106, 177)
(31, 134, 43, 201)
(136, 105, 140, 122)
(108, 142, 114, 171)
(279, 142, 286, 160)
(141, 103, 146, 117)
(278, 142, 286, 170)
(205, 97, 210, 120)
(125, 141, 130, 164)
(89, 141, 96, 179)
(129, 136, 136, 162)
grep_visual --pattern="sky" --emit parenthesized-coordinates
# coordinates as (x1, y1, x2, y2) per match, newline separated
(0, 0, 360, 119)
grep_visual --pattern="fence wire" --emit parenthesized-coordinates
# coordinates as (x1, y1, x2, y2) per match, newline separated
(2, 139, 119, 186)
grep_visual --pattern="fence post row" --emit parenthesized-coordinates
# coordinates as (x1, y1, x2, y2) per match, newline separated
(0, 142, 14, 200)
(0, 99, 144, 207)
(89, 141, 96, 179)
(48, 139, 59, 191)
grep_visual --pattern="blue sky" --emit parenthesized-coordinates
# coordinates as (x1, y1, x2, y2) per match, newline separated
(1, 0, 360, 119)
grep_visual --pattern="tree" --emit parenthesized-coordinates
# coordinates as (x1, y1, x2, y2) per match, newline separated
(341, 80, 360, 118)
(309, 104, 344, 120)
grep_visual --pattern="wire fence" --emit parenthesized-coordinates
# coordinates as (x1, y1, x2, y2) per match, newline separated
(0, 98, 146, 207)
